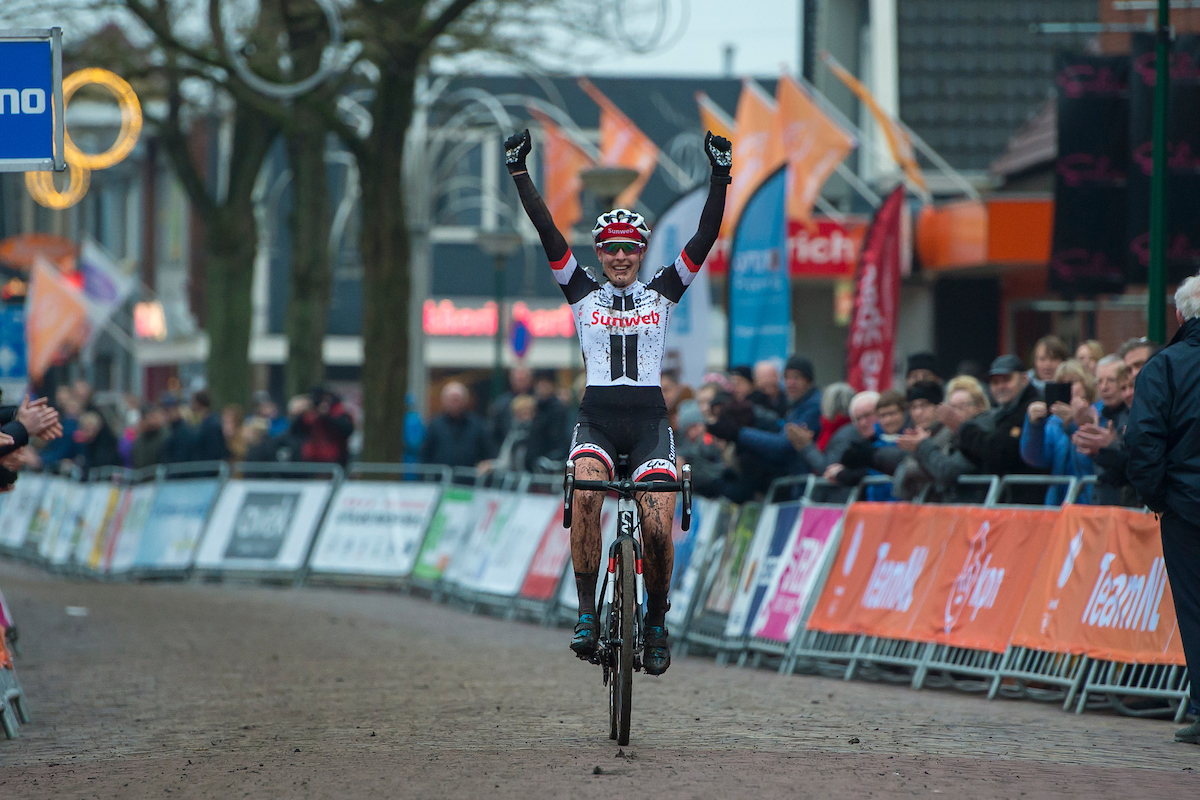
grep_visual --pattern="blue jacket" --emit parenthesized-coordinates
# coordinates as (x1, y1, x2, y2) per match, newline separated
(865, 425, 898, 502)
(735, 386, 823, 472)
(1019, 413, 1094, 505)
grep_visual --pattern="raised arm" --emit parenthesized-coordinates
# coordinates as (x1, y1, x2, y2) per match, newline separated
(504, 129, 569, 263)
(682, 132, 732, 267)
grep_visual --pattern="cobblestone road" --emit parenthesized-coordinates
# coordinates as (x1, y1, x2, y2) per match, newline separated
(0, 560, 1196, 799)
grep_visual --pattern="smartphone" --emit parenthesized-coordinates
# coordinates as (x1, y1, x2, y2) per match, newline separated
(1044, 381, 1073, 406)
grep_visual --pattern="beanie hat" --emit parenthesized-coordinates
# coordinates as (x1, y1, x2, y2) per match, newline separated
(906, 380, 944, 405)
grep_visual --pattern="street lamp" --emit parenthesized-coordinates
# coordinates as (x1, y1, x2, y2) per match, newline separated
(581, 166, 640, 211)
(476, 229, 524, 401)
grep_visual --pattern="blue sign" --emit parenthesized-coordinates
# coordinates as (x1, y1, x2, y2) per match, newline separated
(729, 168, 790, 366)
(0, 305, 27, 381)
(510, 318, 531, 359)
(0, 31, 60, 170)
(135, 479, 221, 569)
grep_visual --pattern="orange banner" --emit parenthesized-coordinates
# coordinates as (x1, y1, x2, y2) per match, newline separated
(724, 79, 785, 233)
(1011, 506, 1184, 665)
(577, 78, 659, 208)
(696, 91, 736, 142)
(808, 503, 947, 639)
(911, 506, 1060, 652)
(823, 54, 926, 192)
(529, 109, 593, 232)
(775, 75, 856, 224)
(26, 256, 89, 383)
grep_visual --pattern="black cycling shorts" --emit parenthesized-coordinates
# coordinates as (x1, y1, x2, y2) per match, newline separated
(569, 386, 677, 481)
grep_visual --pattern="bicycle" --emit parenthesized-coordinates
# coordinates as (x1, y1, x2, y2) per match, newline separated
(563, 456, 692, 746)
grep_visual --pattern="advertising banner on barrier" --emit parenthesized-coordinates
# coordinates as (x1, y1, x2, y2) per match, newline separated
(135, 479, 222, 570)
(104, 483, 158, 573)
(411, 486, 475, 582)
(705, 503, 761, 614)
(519, 506, 572, 601)
(0, 473, 47, 549)
(47, 482, 88, 565)
(1011, 506, 1184, 665)
(666, 497, 723, 628)
(308, 482, 442, 578)
(910, 507, 1059, 652)
(447, 493, 559, 597)
(194, 480, 331, 574)
(73, 484, 123, 569)
(749, 506, 844, 644)
(558, 499, 619, 612)
(724, 503, 796, 638)
(807, 503, 946, 638)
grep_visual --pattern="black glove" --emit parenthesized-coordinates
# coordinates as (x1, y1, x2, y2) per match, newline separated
(705, 131, 732, 181)
(504, 129, 531, 174)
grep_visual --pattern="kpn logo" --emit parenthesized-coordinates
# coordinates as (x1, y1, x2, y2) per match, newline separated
(944, 521, 1005, 634)
(0, 89, 48, 115)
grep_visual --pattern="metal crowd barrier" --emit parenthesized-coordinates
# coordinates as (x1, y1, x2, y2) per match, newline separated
(0, 461, 1187, 726)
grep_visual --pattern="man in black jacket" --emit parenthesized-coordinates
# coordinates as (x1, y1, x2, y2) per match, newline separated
(958, 355, 1047, 504)
(420, 381, 491, 470)
(1126, 277, 1200, 744)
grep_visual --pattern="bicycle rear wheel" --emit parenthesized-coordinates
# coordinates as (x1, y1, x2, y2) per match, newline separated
(614, 537, 635, 746)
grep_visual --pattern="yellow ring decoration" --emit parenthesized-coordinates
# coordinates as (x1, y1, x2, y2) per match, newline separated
(24, 159, 91, 211)
(61, 68, 143, 170)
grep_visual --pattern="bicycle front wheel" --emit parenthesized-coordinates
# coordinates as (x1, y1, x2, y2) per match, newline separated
(615, 537, 635, 746)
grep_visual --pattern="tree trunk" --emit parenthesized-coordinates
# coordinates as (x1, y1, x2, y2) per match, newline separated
(358, 69, 416, 462)
(284, 117, 332, 399)
(204, 209, 257, 409)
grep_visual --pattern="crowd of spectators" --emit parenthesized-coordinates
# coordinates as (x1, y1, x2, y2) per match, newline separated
(420, 334, 1157, 507)
(31, 382, 356, 476)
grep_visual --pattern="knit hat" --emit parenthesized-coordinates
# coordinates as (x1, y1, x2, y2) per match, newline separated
(729, 365, 753, 382)
(906, 352, 939, 377)
(676, 400, 705, 430)
(906, 380, 944, 405)
(784, 355, 815, 383)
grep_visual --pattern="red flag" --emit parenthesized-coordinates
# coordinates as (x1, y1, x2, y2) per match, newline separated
(846, 187, 905, 392)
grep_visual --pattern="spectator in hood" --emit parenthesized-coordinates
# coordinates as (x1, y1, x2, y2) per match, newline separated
(421, 382, 491, 469)
(74, 411, 121, 475)
(1125, 273, 1200, 745)
(676, 399, 725, 498)
(189, 391, 229, 462)
(157, 394, 196, 464)
(959, 355, 1047, 504)
(293, 387, 354, 465)
(905, 352, 942, 387)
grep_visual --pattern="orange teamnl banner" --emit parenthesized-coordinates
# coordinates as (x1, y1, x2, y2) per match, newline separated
(1010, 506, 1184, 665)
(807, 503, 948, 639)
(912, 506, 1059, 652)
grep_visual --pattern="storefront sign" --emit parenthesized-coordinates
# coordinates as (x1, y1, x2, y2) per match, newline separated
(422, 299, 575, 338)
(788, 218, 866, 278)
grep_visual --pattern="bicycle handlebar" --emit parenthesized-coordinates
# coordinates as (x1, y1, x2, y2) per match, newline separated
(571, 479, 685, 493)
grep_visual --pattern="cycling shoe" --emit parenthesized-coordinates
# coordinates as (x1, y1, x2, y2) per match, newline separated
(643, 624, 671, 675)
(571, 613, 598, 658)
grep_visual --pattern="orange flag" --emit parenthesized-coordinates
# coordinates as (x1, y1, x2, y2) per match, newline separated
(823, 53, 927, 192)
(529, 108, 594, 232)
(724, 78, 785, 232)
(775, 74, 857, 224)
(26, 256, 89, 383)
(577, 78, 659, 208)
(695, 91, 736, 142)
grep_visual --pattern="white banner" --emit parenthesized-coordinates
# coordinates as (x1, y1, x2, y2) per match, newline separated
(309, 481, 443, 577)
(445, 492, 560, 597)
(0, 473, 47, 549)
(72, 484, 123, 568)
(106, 484, 159, 574)
(194, 480, 332, 573)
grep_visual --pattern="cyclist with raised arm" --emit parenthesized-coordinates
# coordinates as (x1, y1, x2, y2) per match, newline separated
(504, 126, 731, 675)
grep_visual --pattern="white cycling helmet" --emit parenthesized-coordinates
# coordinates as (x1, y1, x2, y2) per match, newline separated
(592, 208, 652, 245)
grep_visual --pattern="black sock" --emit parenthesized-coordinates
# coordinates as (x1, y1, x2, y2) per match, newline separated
(576, 571, 598, 618)
(646, 591, 670, 628)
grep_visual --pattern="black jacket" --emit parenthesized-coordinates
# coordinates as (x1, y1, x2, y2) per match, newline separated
(526, 394, 569, 469)
(958, 381, 1046, 504)
(1127, 317, 1200, 517)
(421, 412, 491, 469)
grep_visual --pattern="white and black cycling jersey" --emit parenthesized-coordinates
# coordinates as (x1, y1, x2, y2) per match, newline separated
(550, 248, 701, 388)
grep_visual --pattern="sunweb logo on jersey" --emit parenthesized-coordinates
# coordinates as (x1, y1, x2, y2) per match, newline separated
(0, 89, 47, 115)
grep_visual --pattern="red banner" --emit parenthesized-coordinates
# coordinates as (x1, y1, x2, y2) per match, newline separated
(788, 217, 867, 278)
(846, 187, 904, 392)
